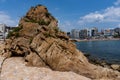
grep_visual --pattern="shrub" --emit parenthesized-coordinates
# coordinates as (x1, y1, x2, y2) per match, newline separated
(13, 26, 22, 32)
(14, 32, 20, 38)
(7, 31, 14, 38)
(45, 21, 50, 25)
(54, 27, 59, 33)
(45, 12, 51, 18)
(30, 19, 37, 23)
(38, 19, 50, 25)
(7, 26, 22, 38)
(7, 32, 20, 38)
(24, 18, 30, 22)
(37, 4, 42, 7)
(29, 37, 33, 44)
(44, 32, 51, 37)
(38, 19, 46, 25)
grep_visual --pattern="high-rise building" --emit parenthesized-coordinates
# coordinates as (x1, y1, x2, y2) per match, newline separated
(86, 28, 92, 37)
(0, 24, 6, 32)
(110, 29, 115, 36)
(114, 28, 120, 36)
(91, 27, 98, 37)
(67, 32, 71, 37)
(79, 29, 88, 39)
(0, 24, 6, 39)
(104, 28, 115, 36)
(104, 29, 110, 36)
(71, 29, 80, 39)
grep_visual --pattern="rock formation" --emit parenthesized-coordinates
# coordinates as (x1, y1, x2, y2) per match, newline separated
(0, 5, 120, 79)
(0, 57, 91, 80)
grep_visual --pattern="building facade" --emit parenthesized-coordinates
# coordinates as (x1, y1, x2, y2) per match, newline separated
(91, 27, 98, 37)
(0, 24, 6, 39)
(71, 29, 80, 39)
(79, 29, 88, 39)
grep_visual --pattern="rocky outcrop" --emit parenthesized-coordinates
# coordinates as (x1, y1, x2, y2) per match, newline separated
(0, 57, 91, 80)
(111, 64, 120, 71)
(0, 5, 120, 79)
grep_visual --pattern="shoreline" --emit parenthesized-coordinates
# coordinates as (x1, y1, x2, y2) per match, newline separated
(83, 53, 120, 71)
(70, 38, 120, 42)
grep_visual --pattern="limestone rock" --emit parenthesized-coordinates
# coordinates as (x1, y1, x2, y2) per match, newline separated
(111, 64, 120, 70)
(0, 57, 91, 80)
(1, 5, 120, 79)
(0, 56, 6, 72)
(0, 42, 5, 55)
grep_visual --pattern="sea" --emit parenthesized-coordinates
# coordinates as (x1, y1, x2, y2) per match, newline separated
(75, 40, 120, 64)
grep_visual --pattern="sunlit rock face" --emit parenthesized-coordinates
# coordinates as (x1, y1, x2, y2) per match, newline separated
(0, 5, 120, 79)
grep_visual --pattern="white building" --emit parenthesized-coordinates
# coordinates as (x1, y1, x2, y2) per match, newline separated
(71, 29, 80, 39)
(0, 24, 6, 39)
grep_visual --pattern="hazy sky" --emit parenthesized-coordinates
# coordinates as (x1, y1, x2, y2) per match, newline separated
(0, 0, 120, 32)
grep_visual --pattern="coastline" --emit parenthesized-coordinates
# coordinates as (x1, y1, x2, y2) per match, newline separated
(83, 53, 120, 71)
(70, 38, 120, 42)
(74, 39, 120, 71)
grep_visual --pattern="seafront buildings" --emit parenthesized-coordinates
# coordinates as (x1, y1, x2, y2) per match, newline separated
(1, 23, 120, 40)
(0, 23, 16, 39)
(70, 27, 120, 39)
(71, 29, 80, 39)
(0, 24, 6, 39)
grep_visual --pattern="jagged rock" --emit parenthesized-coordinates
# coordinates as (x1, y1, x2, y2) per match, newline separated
(111, 64, 120, 70)
(1, 5, 120, 79)
(0, 57, 91, 80)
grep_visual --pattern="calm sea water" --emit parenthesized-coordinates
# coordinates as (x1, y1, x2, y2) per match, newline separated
(75, 40, 120, 64)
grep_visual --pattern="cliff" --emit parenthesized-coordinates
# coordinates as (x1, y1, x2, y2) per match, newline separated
(0, 5, 120, 80)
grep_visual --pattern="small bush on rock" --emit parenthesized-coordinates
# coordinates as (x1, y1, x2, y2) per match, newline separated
(7, 26, 22, 38)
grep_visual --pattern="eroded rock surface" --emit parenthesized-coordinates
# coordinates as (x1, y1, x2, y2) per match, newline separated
(111, 64, 120, 71)
(0, 57, 91, 80)
(0, 5, 120, 79)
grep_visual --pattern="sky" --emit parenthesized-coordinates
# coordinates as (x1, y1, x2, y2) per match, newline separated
(0, 0, 120, 32)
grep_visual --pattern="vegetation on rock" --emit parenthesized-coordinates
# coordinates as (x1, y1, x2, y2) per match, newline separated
(7, 26, 23, 38)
